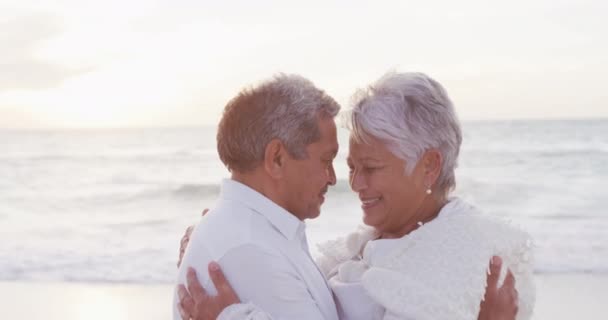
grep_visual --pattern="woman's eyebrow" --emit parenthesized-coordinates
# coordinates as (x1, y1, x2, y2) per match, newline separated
(359, 156, 382, 162)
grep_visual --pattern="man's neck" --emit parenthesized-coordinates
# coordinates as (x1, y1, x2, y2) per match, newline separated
(231, 171, 289, 213)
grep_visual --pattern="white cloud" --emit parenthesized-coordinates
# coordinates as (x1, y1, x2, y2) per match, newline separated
(1, 0, 607, 128)
(0, 11, 92, 91)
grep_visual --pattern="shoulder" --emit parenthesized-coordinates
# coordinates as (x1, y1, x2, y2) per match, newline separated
(190, 202, 289, 260)
(426, 198, 532, 245)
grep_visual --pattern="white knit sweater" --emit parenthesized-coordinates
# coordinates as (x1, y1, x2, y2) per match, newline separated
(219, 198, 536, 320)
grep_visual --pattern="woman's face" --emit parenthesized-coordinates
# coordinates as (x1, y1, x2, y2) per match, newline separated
(347, 135, 429, 237)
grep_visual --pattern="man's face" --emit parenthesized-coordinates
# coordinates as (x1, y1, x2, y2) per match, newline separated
(283, 116, 339, 220)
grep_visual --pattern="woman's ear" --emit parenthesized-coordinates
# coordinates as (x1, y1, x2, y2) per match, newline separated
(422, 149, 443, 187)
(264, 139, 287, 178)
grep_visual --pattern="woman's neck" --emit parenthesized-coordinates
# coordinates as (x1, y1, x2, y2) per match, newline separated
(379, 195, 449, 239)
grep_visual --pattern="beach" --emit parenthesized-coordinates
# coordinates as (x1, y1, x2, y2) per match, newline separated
(1, 274, 606, 319)
(2, 122, 606, 318)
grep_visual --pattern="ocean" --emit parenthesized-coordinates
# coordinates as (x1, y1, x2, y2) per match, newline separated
(1, 119, 607, 284)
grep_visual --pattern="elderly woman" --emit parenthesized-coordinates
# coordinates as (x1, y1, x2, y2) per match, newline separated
(177, 72, 535, 320)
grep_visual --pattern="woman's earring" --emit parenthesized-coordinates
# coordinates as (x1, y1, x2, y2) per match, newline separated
(425, 187, 432, 195)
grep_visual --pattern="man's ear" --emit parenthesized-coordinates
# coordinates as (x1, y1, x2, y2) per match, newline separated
(264, 139, 288, 178)
(422, 149, 442, 187)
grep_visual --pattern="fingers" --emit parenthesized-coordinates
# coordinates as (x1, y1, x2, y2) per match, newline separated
(187, 267, 208, 302)
(181, 226, 194, 247)
(177, 247, 186, 268)
(178, 225, 195, 267)
(177, 302, 189, 320)
(180, 226, 194, 252)
(177, 284, 194, 320)
(177, 254, 183, 268)
(502, 269, 519, 304)
(209, 261, 240, 302)
(503, 269, 516, 290)
(486, 256, 502, 290)
(499, 269, 519, 316)
(202, 208, 210, 216)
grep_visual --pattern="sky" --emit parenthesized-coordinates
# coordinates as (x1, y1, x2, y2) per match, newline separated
(1, 0, 607, 129)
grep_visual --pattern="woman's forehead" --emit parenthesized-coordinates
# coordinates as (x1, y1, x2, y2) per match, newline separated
(348, 139, 389, 158)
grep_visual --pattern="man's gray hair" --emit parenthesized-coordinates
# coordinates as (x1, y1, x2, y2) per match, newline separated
(347, 72, 462, 193)
(217, 74, 340, 172)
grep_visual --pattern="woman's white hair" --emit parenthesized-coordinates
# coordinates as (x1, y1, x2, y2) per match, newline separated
(347, 72, 462, 193)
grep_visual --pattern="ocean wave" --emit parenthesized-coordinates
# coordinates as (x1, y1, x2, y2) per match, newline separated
(172, 184, 220, 198)
(116, 183, 221, 202)
(12, 183, 227, 207)
(102, 219, 173, 230)
(0, 149, 218, 162)
(463, 147, 608, 158)
(533, 267, 608, 275)
(2, 258, 607, 284)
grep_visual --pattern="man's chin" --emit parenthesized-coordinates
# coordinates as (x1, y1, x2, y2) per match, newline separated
(306, 207, 322, 220)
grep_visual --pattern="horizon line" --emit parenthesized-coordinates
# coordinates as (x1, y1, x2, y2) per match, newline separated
(1, 116, 607, 131)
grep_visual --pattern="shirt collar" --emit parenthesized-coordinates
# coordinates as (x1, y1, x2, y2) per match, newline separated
(219, 178, 304, 241)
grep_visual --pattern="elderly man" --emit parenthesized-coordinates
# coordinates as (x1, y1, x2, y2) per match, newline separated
(174, 74, 342, 320)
